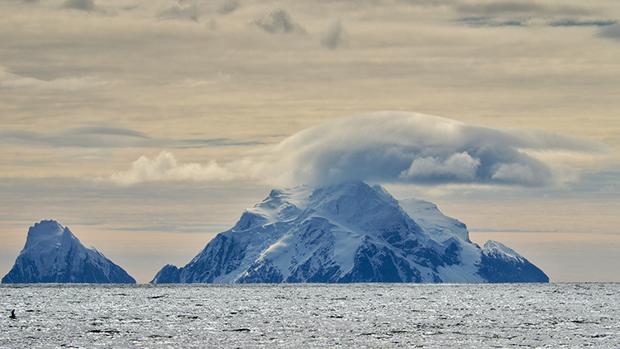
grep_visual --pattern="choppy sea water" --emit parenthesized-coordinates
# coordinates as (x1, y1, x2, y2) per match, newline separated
(1, 283, 618, 348)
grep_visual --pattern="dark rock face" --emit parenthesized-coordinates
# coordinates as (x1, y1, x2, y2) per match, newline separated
(152, 182, 549, 284)
(339, 240, 422, 283)
(2, 220, 135, 284)
(151, 265, 181, 284)
(478, 241, 549, 283)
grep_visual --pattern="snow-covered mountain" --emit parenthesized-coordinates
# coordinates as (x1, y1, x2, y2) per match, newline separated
(2, 220, 135, 284)
(152, 181, 548, 284)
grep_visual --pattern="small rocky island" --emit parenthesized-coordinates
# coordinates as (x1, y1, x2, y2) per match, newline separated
(2, 220, 135, 284)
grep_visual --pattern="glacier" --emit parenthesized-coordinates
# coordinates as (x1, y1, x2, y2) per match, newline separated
(152, 181, 548, 284)
(2, 220, 135, 284)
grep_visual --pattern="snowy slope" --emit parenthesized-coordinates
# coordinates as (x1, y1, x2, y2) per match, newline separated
(478, 240, 548, 283)
(152, 181, 548, 284)
(399, 198, 470, 242)
(2, 220, 135, 284)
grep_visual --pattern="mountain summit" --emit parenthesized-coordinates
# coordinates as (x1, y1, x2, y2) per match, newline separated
(2, 220, 135, 284)
(152, 181, 548, 283)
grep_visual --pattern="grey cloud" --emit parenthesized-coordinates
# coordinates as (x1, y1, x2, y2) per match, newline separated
(254, 10, 305, 34)
(321, 20, 346, 49)
(455, 1, 589, 17)
(453, 1, 597, 29)
(599, 24, 620, 41)
(0, 126, 263, 149)
(158, 4, 200, 22)
(549, 19, 617, 27)
(0, 66, 109, 91)
(113, 112, 606, 187)
(253, 112, 606, 187)
(217, 0, 239, 15)
(62, 0, 96, 11)
(456, 2, 543, 15)
(457, 16, 616, 29)
(0, 127, 150, 148)
(176, 138, 263, 148)
(63, 126, 149, 139)
(457, 16, 525, 27)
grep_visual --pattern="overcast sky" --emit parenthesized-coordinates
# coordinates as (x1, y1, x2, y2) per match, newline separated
(1, 0, 619, 282)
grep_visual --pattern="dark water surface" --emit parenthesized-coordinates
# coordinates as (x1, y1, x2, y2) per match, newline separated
(1, 283, 618, 348)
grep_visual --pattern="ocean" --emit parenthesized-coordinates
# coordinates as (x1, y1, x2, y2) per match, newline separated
(1, 283, 618, 348)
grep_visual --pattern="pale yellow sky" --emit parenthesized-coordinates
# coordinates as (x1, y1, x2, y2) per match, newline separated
(1, 0, 619, 282)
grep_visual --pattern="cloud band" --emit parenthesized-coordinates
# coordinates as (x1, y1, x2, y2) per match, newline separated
(108, 111, 606, 187)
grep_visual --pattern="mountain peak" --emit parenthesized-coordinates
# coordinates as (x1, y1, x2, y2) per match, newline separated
(307, 181, 398, 211)
(310, 180, 386, 199)
(24, 220, 75, 249)
(483, 240, 524, 262)
(308, 181, 415, 233)
(153, 181, 548, 284)
(2, 219, 136, 284)
(479, 240, 548, 283)
(28, 219, 65, 236)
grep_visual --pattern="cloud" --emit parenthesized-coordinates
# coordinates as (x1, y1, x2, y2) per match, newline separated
(453, 1, 601, 29)
(599, 24, 620, 41)
(400, 152, 481, 182)
(0, 66, 108, 91)
(171, 72, 232, 87)
(254, 10, 305, 34)
(0, 127, 149, 148)
(64, 126, 148, 138)
(549, 19, 616, 27)
(457, 16, 525, 27)
(61, 0, 96, 11)
(455, 1, 589, 17)
(108, 151, 240, 185)
(157, 3, 200, 22)
(456, 15, 615, 29)
(0, 126, 262, 149)
(217, 0, 239, 15)
(108, 111, 606, 187)
(259, 111, 602, 187)
(321, 20, 346, 49)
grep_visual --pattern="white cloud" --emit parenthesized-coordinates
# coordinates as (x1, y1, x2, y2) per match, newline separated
(108, 151, 240, 186)
(400, 152, 481, 181)
(107, 111, 606, 187)
(171, 72, 231, 88)
(491, 163, 538, 185)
